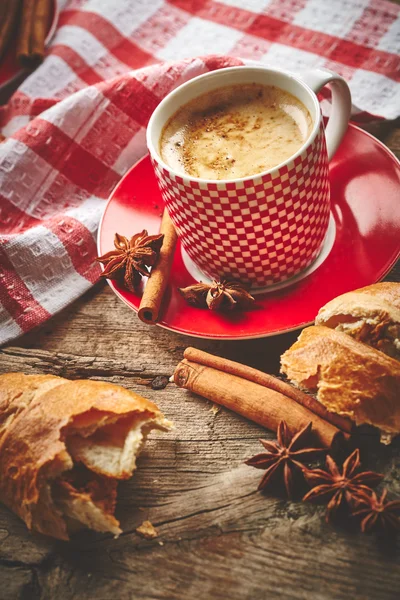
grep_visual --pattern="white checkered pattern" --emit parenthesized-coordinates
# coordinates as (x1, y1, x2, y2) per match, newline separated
(153, 123, 330, 287)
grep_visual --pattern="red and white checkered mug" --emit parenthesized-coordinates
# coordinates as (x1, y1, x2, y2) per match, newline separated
(147, 67, 351, 288)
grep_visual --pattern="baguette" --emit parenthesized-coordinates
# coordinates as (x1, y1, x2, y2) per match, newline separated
(316, 282, 400, 360)
(0, 373, 172, 540)
(280, 325, 400, 436)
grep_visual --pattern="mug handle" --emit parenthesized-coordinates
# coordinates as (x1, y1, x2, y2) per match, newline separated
(299, 68, 352, 161)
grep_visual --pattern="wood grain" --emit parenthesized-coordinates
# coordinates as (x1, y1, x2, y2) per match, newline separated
(0, 126, 399, 600)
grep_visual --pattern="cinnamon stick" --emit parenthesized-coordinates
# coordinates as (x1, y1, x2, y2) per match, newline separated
(0, 0, 21, 63)
(17, 0, 51, 68)
(183, 347, 352, 433)
(138, 210, 177, 325)
(173, 358, 346, 448)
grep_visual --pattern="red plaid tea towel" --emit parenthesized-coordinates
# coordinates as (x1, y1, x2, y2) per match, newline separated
(0, 0, 399, 344)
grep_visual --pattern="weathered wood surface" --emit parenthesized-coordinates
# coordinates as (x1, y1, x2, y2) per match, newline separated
(0, 125, 400, 600)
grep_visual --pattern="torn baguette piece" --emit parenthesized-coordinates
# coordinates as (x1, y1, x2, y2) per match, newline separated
(316, 282, 400, 360)
(280, 326, 400, 438)
(0, 374, 172, 540)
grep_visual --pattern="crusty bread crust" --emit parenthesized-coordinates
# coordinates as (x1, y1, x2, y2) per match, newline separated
(280, 325, 400, 435)
(0, 374, 170, 540)
(316, 282, 400, 327)
(0, 373, 65, 439)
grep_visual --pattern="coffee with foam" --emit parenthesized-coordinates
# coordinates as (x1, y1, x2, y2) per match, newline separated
(160, 83, 313, 180)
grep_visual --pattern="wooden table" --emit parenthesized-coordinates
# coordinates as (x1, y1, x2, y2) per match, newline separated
(1, 117, 400, 599)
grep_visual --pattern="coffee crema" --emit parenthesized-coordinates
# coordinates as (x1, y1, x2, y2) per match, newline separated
(160, 83, 313, 181)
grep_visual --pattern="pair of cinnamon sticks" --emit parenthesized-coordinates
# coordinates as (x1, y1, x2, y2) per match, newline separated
(173, 347, 352, 447)
(0, 0, 51, 68)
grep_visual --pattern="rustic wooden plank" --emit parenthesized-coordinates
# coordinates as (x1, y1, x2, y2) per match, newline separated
(0, 121, 399, 599)
(6, 280, 297, 375)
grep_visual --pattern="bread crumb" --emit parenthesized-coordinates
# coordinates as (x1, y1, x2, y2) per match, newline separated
(158, 541, 164, 546)
(210, 404, 221, 415)
(136, 520, 158, 539)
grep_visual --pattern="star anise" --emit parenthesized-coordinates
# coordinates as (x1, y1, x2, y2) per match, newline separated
(179, 280, 255, 311)
(302, 449, 384, 522)
(97, 231, 164, 292)
(351, 489, 400, 534)
(245, 421, 326, 498)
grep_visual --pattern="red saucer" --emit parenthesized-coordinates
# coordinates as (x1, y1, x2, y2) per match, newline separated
(98, 123, 400, 340)
(0, 0, 59, 91)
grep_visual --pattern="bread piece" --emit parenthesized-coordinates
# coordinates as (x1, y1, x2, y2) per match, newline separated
(280, 325, 400, 436)
(316, 282, 400, 360)
(53, 469, 121, 535)
(0, 374, 172, 540)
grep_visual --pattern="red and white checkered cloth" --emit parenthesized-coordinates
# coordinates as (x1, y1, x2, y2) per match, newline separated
(0, 0, 399, 345)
